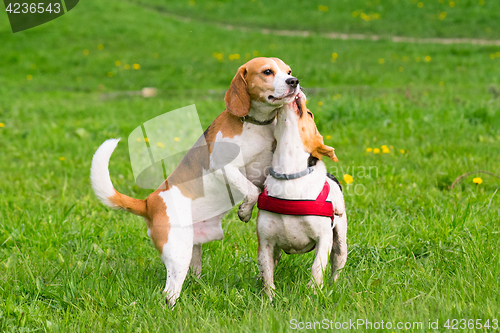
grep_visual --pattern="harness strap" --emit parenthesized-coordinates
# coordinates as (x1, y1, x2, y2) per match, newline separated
(258, 181, 335, 221)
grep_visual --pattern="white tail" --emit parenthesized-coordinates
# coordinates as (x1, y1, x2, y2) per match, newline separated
(90, 138, 121, 209)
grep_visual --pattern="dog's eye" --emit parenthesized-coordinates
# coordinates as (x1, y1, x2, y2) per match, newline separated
(287, 71, 292, 75)
(262, 69, 274, 75)
(307, 111, 313, 118)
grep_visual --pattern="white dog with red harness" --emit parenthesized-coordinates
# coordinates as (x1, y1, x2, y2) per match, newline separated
(256, 95, 347, 297)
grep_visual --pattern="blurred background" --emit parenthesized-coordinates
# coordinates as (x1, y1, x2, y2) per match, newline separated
(1, 0, 499, 331)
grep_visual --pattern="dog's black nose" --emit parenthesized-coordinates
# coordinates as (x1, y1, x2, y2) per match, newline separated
(285, 77, 299, 88)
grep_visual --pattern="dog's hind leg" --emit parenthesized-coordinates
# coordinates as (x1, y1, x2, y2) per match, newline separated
(273, 246, 282, 267)
(258, 238, 276, 299)
(309, 228, 333, 289)
(189, 244, 202, 278)
(161, 222, 193, 307)
(157, 189, 194, 307)
(330, 214, 347, 283)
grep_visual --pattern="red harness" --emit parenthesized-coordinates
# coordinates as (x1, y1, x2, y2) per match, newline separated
(257, 181, 334, 220)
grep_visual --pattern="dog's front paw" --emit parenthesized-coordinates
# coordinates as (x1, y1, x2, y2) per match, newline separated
(238, 203, 253, 222)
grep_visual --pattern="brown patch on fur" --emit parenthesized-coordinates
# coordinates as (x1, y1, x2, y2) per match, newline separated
(145, 189, 171, 253)
(203, 111, 244, 150)
(109, 190, 148, 217)
(225, 66, 251, 117)
(162, 110, 243, 200)
(296, 98, 339, 162)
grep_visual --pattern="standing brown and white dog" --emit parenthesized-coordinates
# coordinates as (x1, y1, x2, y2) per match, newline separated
(256, 96, 347, 298)
(90, 58, 301, 306)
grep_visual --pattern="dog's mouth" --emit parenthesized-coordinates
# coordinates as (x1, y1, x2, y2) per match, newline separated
(268, 89, 298, 103)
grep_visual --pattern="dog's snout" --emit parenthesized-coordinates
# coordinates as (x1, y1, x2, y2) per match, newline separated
(285, 77, 299, 88)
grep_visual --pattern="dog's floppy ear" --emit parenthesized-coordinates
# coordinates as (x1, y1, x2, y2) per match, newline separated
(312, 145, 339, 162)
(225, 66, 250, 117)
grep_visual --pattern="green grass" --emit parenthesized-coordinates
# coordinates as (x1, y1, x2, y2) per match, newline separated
(1, 0, 500, 332)
(135, 0, 500, 40)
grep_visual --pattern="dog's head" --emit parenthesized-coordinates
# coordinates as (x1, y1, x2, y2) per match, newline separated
(224, 57, 300, 117)
(294, 94, 338, 162)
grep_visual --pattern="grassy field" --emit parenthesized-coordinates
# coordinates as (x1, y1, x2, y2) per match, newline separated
(1, 0, 500, 332)
(136, 0, 500, 40)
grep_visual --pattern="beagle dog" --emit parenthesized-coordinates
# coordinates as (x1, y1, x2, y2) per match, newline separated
(256, 96, 347, 298)
(90, 57, 301, 306)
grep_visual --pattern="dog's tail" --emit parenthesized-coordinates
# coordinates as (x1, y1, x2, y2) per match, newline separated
(90, 139, 148, 218)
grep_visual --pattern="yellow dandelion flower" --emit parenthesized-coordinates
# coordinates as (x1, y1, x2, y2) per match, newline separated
(174, 137, 180, 142)
(124, 64, 130, 70)
(332, 52, 338, 59)
(26, 75, 33, 81)
(366, 147, 373, 152)
(59, 157, 65, 161)
(497, 52, 500, 57)
(153, 53, 159, 58)
(418, 2, 423, 7)
(439, 12, 447, 20)
(378, 58, 385, 64)
(83, 49, 89, 56)
(381, 145, 388, 149)
(490, 54, 495, 59)
(400, 149, 405, 154)
(157, 142, 165, 148)
(449, 1, 455, 7)
(382, 146, 390, 153)
(472, 177, 483, 184)
(98, 44, 104, 50)
(144, 138, 149, 143)
(318, 5, 328, 12)
(318, 101, 323, 106)
(107, 72, 113, 77)
(133, 64, 140, 70)
(115, 60, 121, 66)
(425, 56, 431, 62)
(479, 0, 484, 4)
(343, 174, 353, 184)
(0, 123, 5, 127)
(373, 148, 381, 154)
(326, 135, 332, 139)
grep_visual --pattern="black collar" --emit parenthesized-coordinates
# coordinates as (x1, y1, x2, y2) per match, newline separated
(240, 114, 275, 125)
